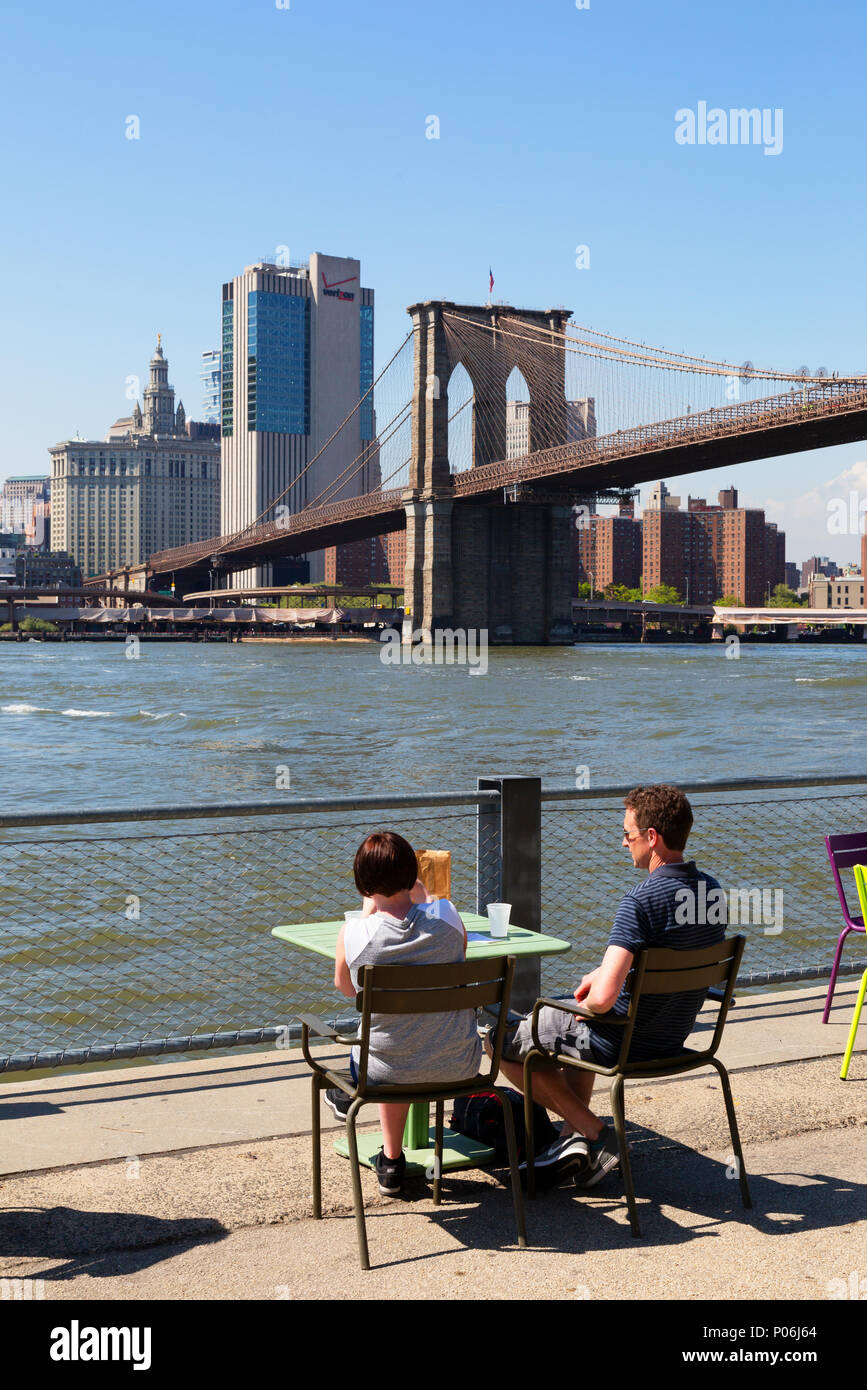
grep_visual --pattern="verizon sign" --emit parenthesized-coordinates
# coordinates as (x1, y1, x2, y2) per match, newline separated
(321, 272, 356, 301)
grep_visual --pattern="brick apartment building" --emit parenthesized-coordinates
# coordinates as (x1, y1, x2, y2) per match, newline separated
(575, 510, 642, 593)
(641, 486, 785, 605)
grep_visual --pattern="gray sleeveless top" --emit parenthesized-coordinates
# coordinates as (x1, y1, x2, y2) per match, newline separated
(344, 899, 482, 1086)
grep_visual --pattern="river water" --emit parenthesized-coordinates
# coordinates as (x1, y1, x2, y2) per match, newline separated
(3, 638, 865, 812)
(2, 638, 865, 1063)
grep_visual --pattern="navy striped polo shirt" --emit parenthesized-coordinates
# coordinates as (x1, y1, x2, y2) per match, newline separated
(587, 860, 726, 1065)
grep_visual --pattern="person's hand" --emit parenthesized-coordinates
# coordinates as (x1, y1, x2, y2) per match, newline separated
(574, 969, 599, 1003)
(409, 878, 432, 904)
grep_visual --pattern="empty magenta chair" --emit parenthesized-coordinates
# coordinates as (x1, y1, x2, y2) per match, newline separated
(823, 832, 867, 1023)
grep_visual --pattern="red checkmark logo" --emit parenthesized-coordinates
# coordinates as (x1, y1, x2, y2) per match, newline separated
(321, 273, 357, 289)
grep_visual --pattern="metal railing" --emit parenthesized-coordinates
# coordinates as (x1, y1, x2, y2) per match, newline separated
(1, 774, 864, 1075)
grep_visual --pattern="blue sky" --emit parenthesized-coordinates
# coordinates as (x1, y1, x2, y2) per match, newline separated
(1, 0, 865, 563)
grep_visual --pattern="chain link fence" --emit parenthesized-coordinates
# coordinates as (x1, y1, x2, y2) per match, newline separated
(1, 777, 865, 1074)
(538, 781, 867, 997)
(0, 797, 494, 1073)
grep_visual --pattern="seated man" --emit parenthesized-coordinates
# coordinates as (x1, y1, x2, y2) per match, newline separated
(489, 783, 726, 1188)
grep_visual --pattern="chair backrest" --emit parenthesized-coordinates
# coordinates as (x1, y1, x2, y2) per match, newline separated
(825, 832, 867, 927)
(852, 865, 867, 928)
(612, 935, 746, 1069)
(353, 955, 515, 1091)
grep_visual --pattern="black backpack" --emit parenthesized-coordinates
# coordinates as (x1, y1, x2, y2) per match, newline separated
(449, 1088, 559, 1161)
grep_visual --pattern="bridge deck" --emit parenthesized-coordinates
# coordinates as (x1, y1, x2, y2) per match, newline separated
(148, 381, 867, 579)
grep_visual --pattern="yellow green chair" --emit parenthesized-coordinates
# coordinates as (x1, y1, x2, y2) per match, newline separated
(840, 866, 867, 1079)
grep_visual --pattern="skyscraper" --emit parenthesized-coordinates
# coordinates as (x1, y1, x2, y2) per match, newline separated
(219, 253, 376, 583)
(200, 349, 221, 425)
(506, 398, 596, 457)
(0, 476, 49, 533)
(51, 340, 220, 577)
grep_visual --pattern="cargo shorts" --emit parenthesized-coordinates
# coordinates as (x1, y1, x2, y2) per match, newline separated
(500, 1005, 601, 1066)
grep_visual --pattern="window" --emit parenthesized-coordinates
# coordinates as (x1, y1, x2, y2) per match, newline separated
(246, 290, 310, 434)
(360, 304, 374, 440)
(222, 299, 234, 437)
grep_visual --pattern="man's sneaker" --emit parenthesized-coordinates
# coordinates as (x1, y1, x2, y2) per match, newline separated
(519, 1131, 589, 1188)
(323, 1087, 351, 1121)
(574, 1123, 620, 1188)
(374, 1148, 406, 1197)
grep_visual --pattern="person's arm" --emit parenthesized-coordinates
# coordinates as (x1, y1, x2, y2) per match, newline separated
(574, 945, 634, 1013)
(334, 925, 356, 998)
(409, 877, 434, 904)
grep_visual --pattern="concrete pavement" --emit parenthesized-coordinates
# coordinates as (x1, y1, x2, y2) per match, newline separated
(0, 981, 864, 1299)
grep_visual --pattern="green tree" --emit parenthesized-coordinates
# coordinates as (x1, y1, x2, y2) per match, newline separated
(0, 617, 58, 634)
(716, 594, 743, 606)
(644, 583, 681, 604)
(767, 584, 803, 608)
(604, 583, 643, 602)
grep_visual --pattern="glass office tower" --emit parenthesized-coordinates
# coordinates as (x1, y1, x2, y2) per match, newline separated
(219, 253, 375, 584)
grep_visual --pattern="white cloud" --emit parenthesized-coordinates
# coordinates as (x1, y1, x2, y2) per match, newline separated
(827, 459, 867, 490)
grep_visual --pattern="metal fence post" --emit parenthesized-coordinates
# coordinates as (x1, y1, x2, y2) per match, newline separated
(478, 776, 542, 1012)
(476, 780, 501, 913)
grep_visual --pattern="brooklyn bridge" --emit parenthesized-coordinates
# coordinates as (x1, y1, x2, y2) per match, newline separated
(134, 300, 867, 643)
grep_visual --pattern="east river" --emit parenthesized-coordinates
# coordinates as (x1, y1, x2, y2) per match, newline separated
(2, 638, 865, 1061)
(3, 639, 865, 812)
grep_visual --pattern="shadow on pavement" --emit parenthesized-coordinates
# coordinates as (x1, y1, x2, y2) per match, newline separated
(0, 1205, 229, 1281)
(362, 1121, 864, 1267)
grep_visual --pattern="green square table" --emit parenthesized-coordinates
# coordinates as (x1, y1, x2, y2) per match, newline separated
(271, 914, 573, 1174)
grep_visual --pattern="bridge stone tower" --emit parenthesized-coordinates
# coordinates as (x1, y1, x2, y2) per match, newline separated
(403, 301, 575, 644)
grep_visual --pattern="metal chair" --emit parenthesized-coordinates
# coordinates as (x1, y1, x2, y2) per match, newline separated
(840, 866, 867, 1078)
(299, 954, 527, 1269)
(523, 936, 751, 1237)
(823, 833, 867, 1022)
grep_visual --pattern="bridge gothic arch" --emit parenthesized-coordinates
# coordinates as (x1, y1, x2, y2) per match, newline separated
(407, 300, 572, 493)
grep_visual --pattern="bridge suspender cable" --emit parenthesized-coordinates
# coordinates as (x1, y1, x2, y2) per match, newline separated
(210, 329, 413, 557)
(443, 307, 861, 385)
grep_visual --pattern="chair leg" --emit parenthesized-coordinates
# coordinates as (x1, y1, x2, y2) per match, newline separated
(346, 1099, 371, 1271)
(496, 1085, 527, 1249)
(433, 1100, 444, 1205)
(823, 927, 851, 1023)
(311, 1075, 322, 1220)
(610, 1074, 640, 1237)
(840, 969, 867, 1080)
(710, 1057, 752, 1211)
(523, 1051, 540, 1200)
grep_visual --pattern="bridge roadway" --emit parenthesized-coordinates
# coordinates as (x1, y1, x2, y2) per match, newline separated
(146, 378, 867, 586)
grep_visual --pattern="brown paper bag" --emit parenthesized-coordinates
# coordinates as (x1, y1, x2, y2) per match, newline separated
(416, 849, 451, 900)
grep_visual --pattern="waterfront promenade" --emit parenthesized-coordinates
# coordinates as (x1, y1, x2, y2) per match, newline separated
(0, 980, 862, 1300)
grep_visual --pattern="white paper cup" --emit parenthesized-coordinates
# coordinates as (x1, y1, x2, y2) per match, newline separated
(487, 902, 511, 938)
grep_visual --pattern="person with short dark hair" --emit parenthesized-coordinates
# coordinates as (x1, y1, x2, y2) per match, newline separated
(487, 784, 726, 1189)
(328, 830, 481, 1197)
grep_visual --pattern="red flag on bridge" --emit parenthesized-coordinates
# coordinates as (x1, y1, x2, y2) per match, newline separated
(489, 268, 495, 294)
